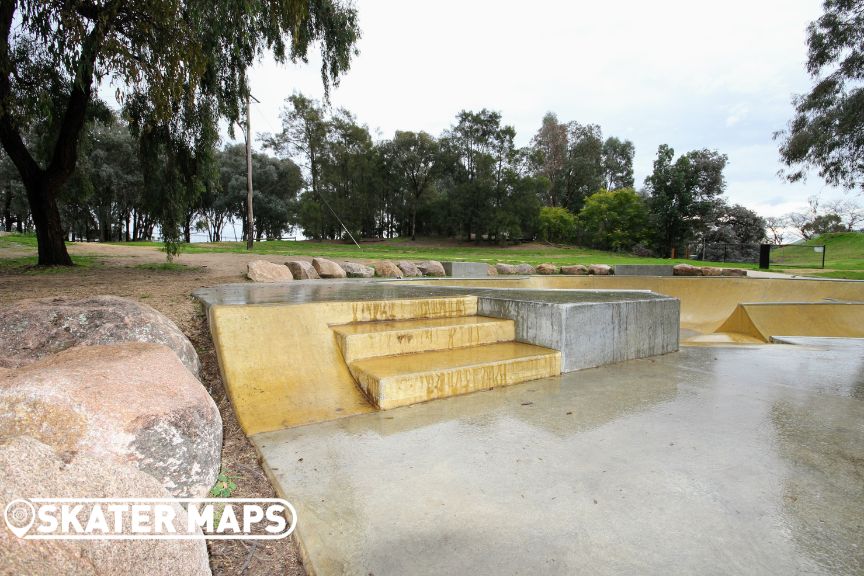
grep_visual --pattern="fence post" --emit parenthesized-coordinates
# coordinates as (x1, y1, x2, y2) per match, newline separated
(759, 244, 771, 269)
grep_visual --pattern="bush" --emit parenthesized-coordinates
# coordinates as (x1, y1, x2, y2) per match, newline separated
(538, 206, 577, 243)
(577, 188, 648, 251)
(631, 243, 654, 257)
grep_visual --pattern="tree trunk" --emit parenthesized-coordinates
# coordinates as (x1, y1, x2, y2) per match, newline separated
(245, 93, 254, 251)
(183, 212, 191, 243)
(25, 177, 72, 265)
(411, 202, 417, 241)
(2, 184, 11, 232)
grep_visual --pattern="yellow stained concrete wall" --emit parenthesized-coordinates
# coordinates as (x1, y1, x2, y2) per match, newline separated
(209, 297, 477, 435)
(402, 277, 864, 333)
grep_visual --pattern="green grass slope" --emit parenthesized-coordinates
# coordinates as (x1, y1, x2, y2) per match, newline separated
(774, 232, 864, 278)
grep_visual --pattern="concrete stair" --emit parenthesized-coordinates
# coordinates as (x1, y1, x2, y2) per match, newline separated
(333, 311, 560, 410)
(333, 315, 517, 363)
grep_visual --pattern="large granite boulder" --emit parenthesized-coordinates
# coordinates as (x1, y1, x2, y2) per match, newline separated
(515, 264, 536, 275)
(588, 264, 613, 275)
(286, 260, 320, 280)
(312, 257, 347, 279)
(560, 265, 589, 275)
(0, 437, 211, 576)
(397, 261, 422, 277)
(247, 260, 293, 283)
(0, 343, 221, 498)
(673, 263, 703, 276)
(496, 263, 518, 275)
(373, 261, 403, 278)
(341, 262, 374, 278)
(701, 266, 723, 277)
(721, 268, 747, 277)
(487, 264, 498, 276)
(536, 263, 559, 275)
(0, 296, 199, 375)
(417, 260, 446, 277)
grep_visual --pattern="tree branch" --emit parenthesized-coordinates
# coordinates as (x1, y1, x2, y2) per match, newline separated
(0, 0, 42, 186)
(46, 1, 121, 186)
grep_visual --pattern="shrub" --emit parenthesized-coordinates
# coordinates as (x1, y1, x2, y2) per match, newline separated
(538, 206, 577, 243)
(577, 188, 648, 251)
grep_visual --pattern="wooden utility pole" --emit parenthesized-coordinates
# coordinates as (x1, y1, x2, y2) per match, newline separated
(245, 92, 254, 250)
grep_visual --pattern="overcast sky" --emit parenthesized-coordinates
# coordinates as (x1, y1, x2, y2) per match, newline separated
(238, 0, 843, 218)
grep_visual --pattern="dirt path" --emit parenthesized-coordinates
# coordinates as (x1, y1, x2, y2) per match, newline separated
(68, 241, 317, 277)
(0, 243, 305, 576)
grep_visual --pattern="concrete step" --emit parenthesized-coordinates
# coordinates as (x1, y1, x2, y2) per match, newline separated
(333, 316, 517, 363)
(345, 296, 477, 323)
(349, 342, 561, 410)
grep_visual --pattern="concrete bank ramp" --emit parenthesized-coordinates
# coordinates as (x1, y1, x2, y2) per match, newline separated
(207, 293, 562, 434)
(208, 296, 479, 435)
(715, 302, 864, 342)
(198, 282, 676, 435)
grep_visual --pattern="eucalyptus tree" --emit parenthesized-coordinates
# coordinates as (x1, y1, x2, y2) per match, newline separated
(0, 152, 26, 232)
(444, 109, 503, 240)
(383, 131, 440, 240)
(601, 137, 635, 190)
(645, 145, 728, 256)
(777, 0, 864, 193)
(530, 112, 568, 207)
(249, 152, 303, 241)
(319, 108, 379, 239)
(266, 94, 330, 238)
(85, 119, 144, 241)
(0, 0, 360, 264)
(562, 122, 604, 213)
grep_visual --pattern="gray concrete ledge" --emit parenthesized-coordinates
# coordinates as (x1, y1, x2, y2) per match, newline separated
(478, 295, 680, 371)
(442, 261, 490, 277)
(614, 264, 674, 276)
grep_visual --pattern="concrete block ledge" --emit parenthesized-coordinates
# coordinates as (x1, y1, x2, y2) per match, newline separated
(478, 294, 680, 371)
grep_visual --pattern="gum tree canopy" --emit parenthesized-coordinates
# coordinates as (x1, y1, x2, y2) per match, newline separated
(777, 0, 864, 193)
(0, 0, 359, 265)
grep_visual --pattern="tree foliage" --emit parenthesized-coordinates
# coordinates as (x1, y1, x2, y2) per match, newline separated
(777, 0, 864, 192)
(578, 188, 648, 251)
(702, 202, 766, 245)
(0, 0, 360, 264)
(645, 145, 729, 256)
(529, 113, 635, 213)
(538, 206, 576, 243)
(383, 131, 440, 240)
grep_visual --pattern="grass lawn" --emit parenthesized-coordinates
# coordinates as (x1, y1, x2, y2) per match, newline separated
(774, 232, 864, 279)
(0, 254, 101, 272)
(804, 270, 864, 280)
(132, 261, 204, 272)
(5, 232, 861, 275)
(97, 236, 760, 269)
(0, 234, 38, 249)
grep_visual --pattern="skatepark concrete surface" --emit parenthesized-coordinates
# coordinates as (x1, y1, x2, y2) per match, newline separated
(195, 275, 864, 574)
(255, 340, 864, 576)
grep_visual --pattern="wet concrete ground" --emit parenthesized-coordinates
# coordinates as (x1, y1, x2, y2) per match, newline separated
(256, 341, 864, 575)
